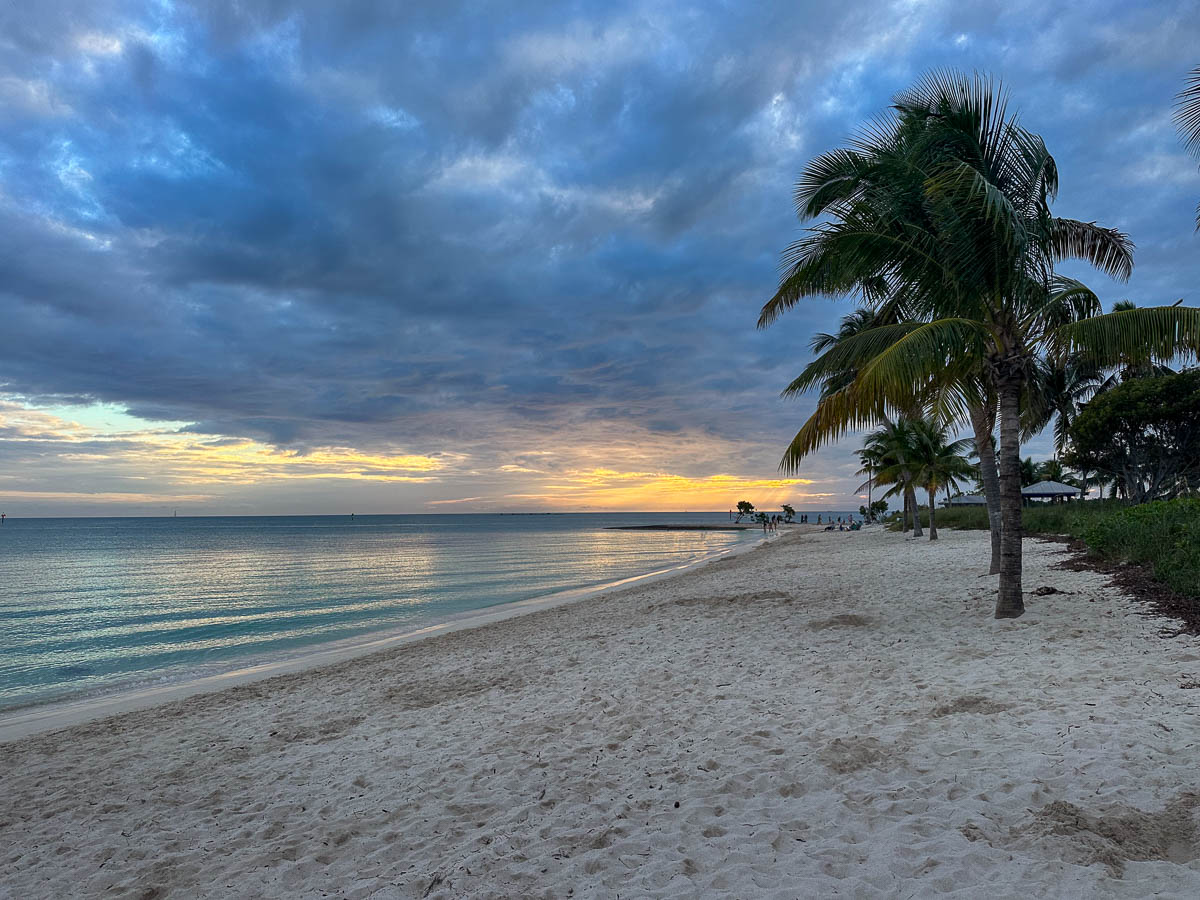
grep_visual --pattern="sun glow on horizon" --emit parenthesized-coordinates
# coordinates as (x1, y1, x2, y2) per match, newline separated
(0, 398, 835, 514)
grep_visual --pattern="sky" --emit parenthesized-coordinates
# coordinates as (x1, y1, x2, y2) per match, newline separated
(1, 0, 1198, 516)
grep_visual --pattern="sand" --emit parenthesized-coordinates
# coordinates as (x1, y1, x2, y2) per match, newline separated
(4, 528, 1200, 898)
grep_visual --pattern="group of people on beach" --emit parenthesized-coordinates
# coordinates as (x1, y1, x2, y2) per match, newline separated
(741, 511, 862, 533)
(819, 515, 860, 532)
(762, 514, 785, 533)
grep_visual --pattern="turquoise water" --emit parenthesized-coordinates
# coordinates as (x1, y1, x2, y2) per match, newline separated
(0, 513, 788, 712)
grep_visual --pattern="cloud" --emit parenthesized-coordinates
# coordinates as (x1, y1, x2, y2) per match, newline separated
(1, 0, 1198, 513)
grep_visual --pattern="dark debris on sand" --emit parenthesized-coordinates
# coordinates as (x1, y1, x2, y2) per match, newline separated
(1044, 536, 1200, 638)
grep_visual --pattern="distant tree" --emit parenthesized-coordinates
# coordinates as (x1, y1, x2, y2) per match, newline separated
(1020, 457, 1040, 487)
(1035, 458, 1078, 486)
(905, 418, 975, 540)
(1067, 371, 1200, 503)
(857, 419, 923, 537)
(735, 500, 755, 522)
(1026, 357, 1108, 457)
(858, 500, 889, 523)
(781, 504, 795, 523)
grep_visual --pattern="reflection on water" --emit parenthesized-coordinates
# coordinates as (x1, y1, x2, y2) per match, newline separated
(0, 513, 762, 711)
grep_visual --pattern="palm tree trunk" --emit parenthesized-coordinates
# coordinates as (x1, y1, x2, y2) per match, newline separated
(968, 402, 1002, 575)
(905, 478, 923, 538)
(928, 482, 938, 540)
(902, 488, 911, 532)
(995, 379, 1025, 619)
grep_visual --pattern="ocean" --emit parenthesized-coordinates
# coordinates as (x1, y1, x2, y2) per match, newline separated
(0, 512, 859, 714)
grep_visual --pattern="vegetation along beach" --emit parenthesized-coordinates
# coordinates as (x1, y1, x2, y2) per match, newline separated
(4, 3, 1200, 898)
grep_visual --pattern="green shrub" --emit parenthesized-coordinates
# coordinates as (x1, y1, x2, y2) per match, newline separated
(1081, 499, 1200, 598)
(904, 497, 1200, 600)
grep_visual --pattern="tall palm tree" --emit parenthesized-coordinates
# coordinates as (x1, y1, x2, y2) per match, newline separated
(857, 446, 879, 515)
(761, 70, 1200, 618)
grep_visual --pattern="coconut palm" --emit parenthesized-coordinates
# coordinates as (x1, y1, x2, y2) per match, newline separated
(858, 436, 916, 532)
(807, 307, 934, 532)
(857, 445, 881, 518)
(1018, 457, 1039, 487)
(1025, 357, 1105, 457)
(794, 304, 1005, 568)
(857, 419, 923, 537)
(1026, 301, 1178, 472)
(761, 70, 1200, 618)
(906, 419, 975, 540)
(1035, 458, 1079, 486)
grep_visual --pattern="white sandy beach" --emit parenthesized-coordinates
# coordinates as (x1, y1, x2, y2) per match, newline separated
(4, 527, 1200, 898)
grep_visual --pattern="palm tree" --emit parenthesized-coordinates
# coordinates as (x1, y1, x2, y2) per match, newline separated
(1026, 357, 1106, 457)
(807, 307, 932, 534)
(793, 306, 1004, 569)
(857, 446, 879, 515)
(1019, 457, 1039, 487)
(1036, 459, 1064, 483)
(906, 419, 975, 540)
(1026, 301, 1176, 486)
(761, 70, 1200, 618)
(1175, 65, 1200, 226)
(858, 419, 923, 537)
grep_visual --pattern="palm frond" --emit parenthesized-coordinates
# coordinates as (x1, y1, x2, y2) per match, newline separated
(850, 318, 990, 401)
(1058, 306, 1200, 366)
(1045, 218, 1134, 282)
(1174, 65, 1200, 157)
(779, 388, 887, 473)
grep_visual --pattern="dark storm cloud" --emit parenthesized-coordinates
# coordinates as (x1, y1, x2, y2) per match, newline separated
(1, 0, 1199, 507)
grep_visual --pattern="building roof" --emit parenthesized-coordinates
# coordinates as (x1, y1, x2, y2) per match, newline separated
(1022, 480, 1082, 496)
(945, 494, 988, 505)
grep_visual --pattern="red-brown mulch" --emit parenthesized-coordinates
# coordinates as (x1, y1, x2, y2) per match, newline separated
(1041, 535, 1200, 638)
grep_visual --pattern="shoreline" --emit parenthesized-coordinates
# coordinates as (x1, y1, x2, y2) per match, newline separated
(0, 528, 785, 743)
(6, 527, 1200, 897)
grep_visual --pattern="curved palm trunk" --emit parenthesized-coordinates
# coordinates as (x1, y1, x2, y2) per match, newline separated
(968, 402, 1002, 574)
(927, 482, 938, 540)
(995, 380, 1025, 618)
(902, 486, 911, 532)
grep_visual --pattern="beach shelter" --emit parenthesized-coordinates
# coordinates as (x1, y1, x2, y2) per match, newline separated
(1021, 480, 1083, 504)
(942, 493, 988, 508)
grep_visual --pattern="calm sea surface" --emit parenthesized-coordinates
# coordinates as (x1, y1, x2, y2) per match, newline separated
(0, 512, 852, 713)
